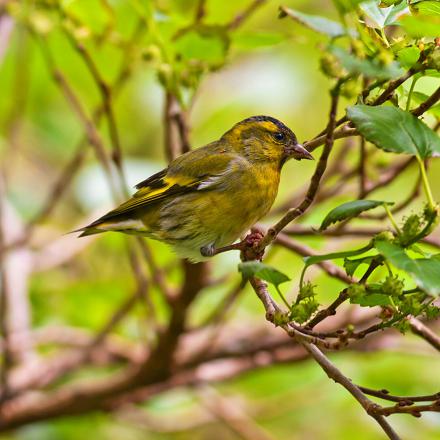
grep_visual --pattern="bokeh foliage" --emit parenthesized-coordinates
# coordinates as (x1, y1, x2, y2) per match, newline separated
(0, 0, 439, 439)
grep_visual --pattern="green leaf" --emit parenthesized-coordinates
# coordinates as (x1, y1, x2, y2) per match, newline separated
(238, 261, 290, 286)
(401, 14, 440, 37)
(301, 243, 373, 286)
(280, 7, 353, 37)
(304, 243, 374, 268)
(424, 69, 440, 78)
(375, 240, 440, 295)
(412, 0, 440, 16)
(396, 46, 421, 69)
(174, 29, 228, 63)
(320, 199, 392, 230)
(344, 255, 377, 276)
(350, 293, 392, 306)
(333, 0, 365, 14)
(360, 0, 408, 28)
(330, 46, 402, 80)
(347, 104, 440, 158)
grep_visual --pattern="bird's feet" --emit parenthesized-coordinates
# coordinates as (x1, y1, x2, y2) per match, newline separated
(200, 244, 216, 257)
(199, 227, 266, 260)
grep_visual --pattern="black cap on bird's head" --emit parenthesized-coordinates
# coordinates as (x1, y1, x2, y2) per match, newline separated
(229, 115, 313, 163)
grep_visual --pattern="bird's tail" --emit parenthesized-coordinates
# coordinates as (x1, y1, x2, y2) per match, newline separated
(74, 211, 149, 237)
(69, 225, 104, 237)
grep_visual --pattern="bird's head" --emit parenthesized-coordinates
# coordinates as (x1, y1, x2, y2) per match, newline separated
(222, 115, 313, 167)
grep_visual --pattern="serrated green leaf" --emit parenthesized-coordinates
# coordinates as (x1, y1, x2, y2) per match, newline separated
(280, 7, 353, 37)
(330, 46, 403, 79)
(347, 104, 440, 159)
(320, 200, 392, 230)
(375, 240, 440, 295)
(238, 261, 290, 286)
(350, 293, 392, 306)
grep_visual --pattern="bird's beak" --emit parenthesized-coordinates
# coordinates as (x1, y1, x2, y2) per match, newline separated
(284, 143, 314, 161)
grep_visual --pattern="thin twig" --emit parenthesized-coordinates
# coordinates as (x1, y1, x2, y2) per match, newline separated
(226, 0, 267, 30)
(412, 86, 440, 117)
(259, 86, 342, 249)
(409, 317, 440, 351)
(302, 343, 401, 440)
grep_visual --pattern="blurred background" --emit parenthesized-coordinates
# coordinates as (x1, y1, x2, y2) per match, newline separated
(0, 0, 439, 439)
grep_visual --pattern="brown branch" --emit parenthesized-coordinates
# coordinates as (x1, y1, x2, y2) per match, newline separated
(2, 20, 145, 253)
(0, 173, 11, 402)
(359, 386, 440, 404)
(195, 0, 208, 23)
(304, 127, 358, 153)
(246, 268, 402, 439)
(33, 31, 119, 200)
(412, 85, 440, 117)
(275, 234, 353, 284)
(259, 86, 342, 249)
(363, 157, 415, 196)
(197, 385, 276, 440)
(373, 67, 420, 106)
(306, 290, 349, 329)
(362, 172, 421, 220)
(302, 343, 401, 440)
(226, 0, 267, 30)
(60, 19, 131, 197)
(358, 137, 367, 198)
(164, 92, 183, 162)
(374, 401, 440, 417)
(409, 317, 440, 351)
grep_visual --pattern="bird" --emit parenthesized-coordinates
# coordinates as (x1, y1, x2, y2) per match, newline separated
(76, 115, 313, 262)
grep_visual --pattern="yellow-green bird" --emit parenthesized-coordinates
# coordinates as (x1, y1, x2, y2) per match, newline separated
(77, 116, 312, 262)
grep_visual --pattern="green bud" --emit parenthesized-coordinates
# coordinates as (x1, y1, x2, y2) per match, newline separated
(428, 48, 440, 70)
(290, 282, 319, 323)
(29, 11, 54, 35)
(157, 63, 173, 87)
(143, 45, 162, 62)
(382, 275, 404, 297)
(351, 40, 365, 59)
(377, 49, 394, 66)
(401, 214, 421, 241)
(320, 53, 345, 78)
(395, 319, 410, 334)
(374, 231, 395, 244)
(347, 283, 366, 298)
(273, 311, 290, 326)
(341, 77, 362, 99)
(297, 281, 316, 301)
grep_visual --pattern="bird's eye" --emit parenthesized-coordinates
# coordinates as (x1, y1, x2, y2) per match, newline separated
(274, 132, 285, 141)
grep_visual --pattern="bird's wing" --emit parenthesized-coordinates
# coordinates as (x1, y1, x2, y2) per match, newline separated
(101, 149, 242, 219)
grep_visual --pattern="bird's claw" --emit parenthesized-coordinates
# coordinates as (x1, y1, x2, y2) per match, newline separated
(200, 244, 215, 257)
(199, 228, 266, 260)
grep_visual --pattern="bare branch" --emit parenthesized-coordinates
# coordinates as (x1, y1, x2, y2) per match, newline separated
(302, 343, 401, 440)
